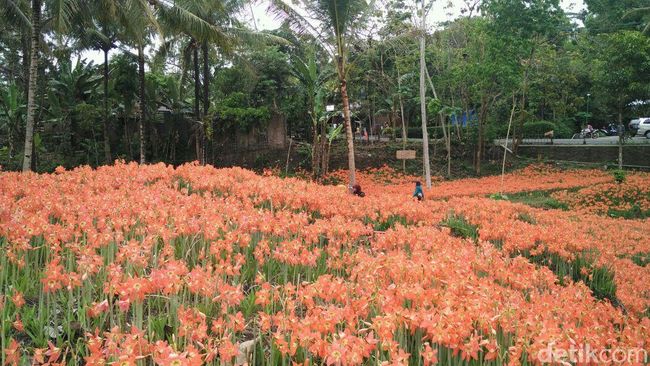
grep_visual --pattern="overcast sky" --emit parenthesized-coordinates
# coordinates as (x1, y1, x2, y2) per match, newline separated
(79, 0, 587, 65)
(248, 0, 587, 30)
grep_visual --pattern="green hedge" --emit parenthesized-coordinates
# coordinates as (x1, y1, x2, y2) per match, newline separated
(388, 126, 455, 139)
(523, 121, 556, 136)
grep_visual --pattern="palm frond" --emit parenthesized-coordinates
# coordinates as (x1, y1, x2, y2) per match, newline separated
(227, 27, 290, 51)
(152, 38, 177, 69)
(622, 7, 650, 20)
(153, 0, 228, 43)
(623, 6, 650, 35)
(267, 0, 336, 56)
(0, 0, 31, 29)
(49, 0, 80, 33)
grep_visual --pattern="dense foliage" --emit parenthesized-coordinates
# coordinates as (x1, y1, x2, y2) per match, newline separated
(0, 0, 649, 173)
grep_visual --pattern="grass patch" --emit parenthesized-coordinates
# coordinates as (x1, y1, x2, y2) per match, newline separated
(516, 212, 537, 224)
(608, 204, 650, 220)
(493, 190, 569, 210)
(364, 214, 409, 231)
(441, 214, 478, 242)
(516, 249, 618, 304)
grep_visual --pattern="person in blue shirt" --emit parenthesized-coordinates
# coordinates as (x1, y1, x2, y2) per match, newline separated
(413, 181, 423, 201)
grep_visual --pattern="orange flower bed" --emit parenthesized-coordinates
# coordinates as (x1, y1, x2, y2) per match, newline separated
(1, 162, 648, 365)
(551, 174, 650, 218)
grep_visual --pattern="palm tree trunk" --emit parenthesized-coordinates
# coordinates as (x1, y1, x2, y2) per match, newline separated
(138, 44, 146, 164)
(419, 0, 432, 189)
(103, 48, 112, 164)
(202, 40, 209, 164)
(337, 56, 356, 187)
(22, 0, 41, 172)
(202, 41, 209, 116)
(22, 35, 30, 100)
(193, 41, 202, 164)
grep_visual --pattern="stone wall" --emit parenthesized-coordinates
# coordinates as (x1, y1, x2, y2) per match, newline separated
(518, 145, 650, 168)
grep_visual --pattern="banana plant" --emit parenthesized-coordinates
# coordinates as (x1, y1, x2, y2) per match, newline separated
(0, 84, 24, 165)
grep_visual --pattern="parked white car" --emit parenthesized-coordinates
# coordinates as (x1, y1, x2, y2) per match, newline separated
(637, 118, 650, 138)
(627, 117, 650, 134)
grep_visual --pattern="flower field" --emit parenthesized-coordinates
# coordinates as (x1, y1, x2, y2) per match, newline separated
(1, 163, 649, 365)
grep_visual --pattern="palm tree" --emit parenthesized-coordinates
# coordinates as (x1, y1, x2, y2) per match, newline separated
(270, 0, 370, 187)
(22, 0, 41, 171)
(624, 7, 650, 35)
(3, 0, 87, 171)
(112, 0, 224, 164)
(418, 0, 432, 189)
(156, 0, 287, 164)
(69, 1, 121, 164)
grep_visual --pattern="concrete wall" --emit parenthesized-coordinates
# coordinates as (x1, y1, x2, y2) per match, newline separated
(518, 145, 650, 168)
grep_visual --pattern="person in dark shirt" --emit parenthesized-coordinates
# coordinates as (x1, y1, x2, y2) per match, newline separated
(351, 184, 365, 197)
(413, 181, 423, 201)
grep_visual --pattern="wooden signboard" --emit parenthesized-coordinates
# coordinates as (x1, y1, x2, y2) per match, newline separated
(396, 150, 416, 160)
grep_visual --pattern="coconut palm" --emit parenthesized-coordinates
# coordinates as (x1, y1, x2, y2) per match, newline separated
(155, 0, 288, 164)
(5, 0, 85, 171)
(624, 7, 650, 35)
(70, 1, 122, 164)
(270, 0, 371, 187)
(2, 0, 109, 171)
(115, 0, 229, 164)
(22, 0, 42, 171)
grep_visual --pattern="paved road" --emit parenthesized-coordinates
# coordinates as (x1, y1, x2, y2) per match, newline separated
(495, 136, 650, 146)
(357, 136, 650, 145)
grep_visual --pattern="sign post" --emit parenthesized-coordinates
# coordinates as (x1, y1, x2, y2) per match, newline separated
(396, 150, 416, 160)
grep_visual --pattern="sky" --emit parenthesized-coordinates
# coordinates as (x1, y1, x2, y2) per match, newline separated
(79, 0, 587, 65)
(248, 0, 587, 30)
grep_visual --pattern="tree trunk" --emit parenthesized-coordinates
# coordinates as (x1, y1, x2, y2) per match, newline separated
(501, 95, 517, 194)
(618, 109, 623, 170)
(337, 56, 356, 187)
(103, 48, 112, 164)
(311, 117, 320, 178)
(138, 44, 146, 164)
(476, 95, 489, 175)
(424, 67, 450, 178)
(513, 48, 535, 154)
(202, 41, 209, 164)
(22, 35, 30, 101)
(193, 40, 202, 163)
(419, 0, 432, 189)
(202, 41, 209, 116)
(397, 64, 407, 172)
(22, 0, 41, 172)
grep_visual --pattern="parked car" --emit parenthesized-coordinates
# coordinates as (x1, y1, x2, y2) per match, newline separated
(629, 117, 649, 134)
(637, 118, 650, 138)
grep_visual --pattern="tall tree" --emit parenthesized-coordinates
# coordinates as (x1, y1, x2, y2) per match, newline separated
(22, 0, 41, 171)
(270, 0, 370, 187)
(418, 0, 432, 188)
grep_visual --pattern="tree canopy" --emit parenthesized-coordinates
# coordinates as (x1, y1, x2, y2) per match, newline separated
(0, 0, 648, 174)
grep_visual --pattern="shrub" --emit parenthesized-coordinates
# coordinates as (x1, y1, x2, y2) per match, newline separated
(612, 169, 626, 184)
(522, 121, 557, 137)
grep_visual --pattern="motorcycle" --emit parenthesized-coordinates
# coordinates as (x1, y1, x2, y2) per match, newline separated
(595, 123, 619, 137)
(571, 128, 598, 139)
